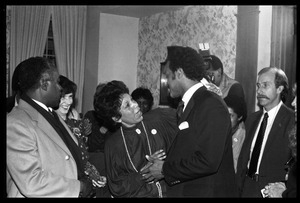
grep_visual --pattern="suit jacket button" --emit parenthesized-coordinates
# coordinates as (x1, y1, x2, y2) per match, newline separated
(65, 155, 70, 160)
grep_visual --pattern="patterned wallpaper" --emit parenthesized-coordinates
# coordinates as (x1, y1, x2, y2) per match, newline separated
(137, 6, 237, 108)
(6, 6, 237, 105)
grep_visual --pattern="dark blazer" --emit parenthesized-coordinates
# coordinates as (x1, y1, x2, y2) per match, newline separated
(236, 103, 295, 197)
(163, 86, 238, 197)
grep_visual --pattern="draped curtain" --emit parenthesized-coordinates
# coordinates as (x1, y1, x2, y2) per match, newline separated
(52, 6, 87, 114)
(9, 6, 51, 95)
(270, 5, 297, 108)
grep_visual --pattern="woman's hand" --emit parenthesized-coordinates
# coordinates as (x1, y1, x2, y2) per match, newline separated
(83, 118, 92, 136)
(140, 149, 165, 173)
(92, 176, 107, 188)
(146, 149, 166, 162)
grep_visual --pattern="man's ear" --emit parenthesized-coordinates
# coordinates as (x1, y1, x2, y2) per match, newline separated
(217, 68, 222, 76)
(175, 68, 184, 79)
(112, 116, 122, 123)
(277, 85, 284, 94)
(40, 78, 49, 91)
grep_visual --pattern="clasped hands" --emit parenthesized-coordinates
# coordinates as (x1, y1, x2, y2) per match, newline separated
(262, 182, 286, 198)
(140, 149, 165, 183)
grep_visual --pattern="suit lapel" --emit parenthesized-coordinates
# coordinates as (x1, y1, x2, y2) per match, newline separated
(263, 105, 288, 156)
(179, 98, 194, 124)
(178, 86, 206, 124)
(37, 115, 74, 153)
(243, 111, 263, 162)
(20, 100, 76, 154)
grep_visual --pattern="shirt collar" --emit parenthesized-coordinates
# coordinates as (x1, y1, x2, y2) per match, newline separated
(200, 78, 209, 86)
(31, 98, 51, 112)
(182, 82, 203, 109)
(263, 100, 283, 118)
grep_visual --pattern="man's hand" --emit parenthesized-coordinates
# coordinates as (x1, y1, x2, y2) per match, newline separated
(263, 182, 286, 198)
(140, 149, 166, 173)
(140, 159, 164, 183)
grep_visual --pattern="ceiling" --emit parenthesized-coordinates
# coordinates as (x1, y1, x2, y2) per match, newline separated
(88, 5, 185, 18)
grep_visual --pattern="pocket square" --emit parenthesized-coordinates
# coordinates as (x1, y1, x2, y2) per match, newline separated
(179, 121, 189, 130)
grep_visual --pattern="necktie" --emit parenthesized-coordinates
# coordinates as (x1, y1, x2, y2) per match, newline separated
(248, 112, 269, 176)
(176, 101, 184, 123)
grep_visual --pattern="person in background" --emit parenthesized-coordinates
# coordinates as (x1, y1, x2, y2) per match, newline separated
(224, 94, 247, 173)
(236, 67, 295, 197)
(56, 75, 81, 121)
(7, 57, 93, 197)
(6, 61, 23, 113)
(141, 45, 238, 197)
(84, 81, 129, 153)
(201, 73, 223, 97)
(55, 75, 89, 144)
(83, 83, 109, 154)
(131, 87, 154, 114)
(55, 75, 107, 197)
(262, 82, 297, 198)
(83, 80, 128, 197)
(206, 54, 245, 100)
(94, 80, 177, 197)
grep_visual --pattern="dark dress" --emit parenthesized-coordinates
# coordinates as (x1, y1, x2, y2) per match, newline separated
(83, 110, 112, 153)
(104, 108, 177, 197)
(65, 118, 89, 162)
(65, 117, 110, 197)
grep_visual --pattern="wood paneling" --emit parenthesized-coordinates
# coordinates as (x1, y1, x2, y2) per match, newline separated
(235, 6, 260, 115)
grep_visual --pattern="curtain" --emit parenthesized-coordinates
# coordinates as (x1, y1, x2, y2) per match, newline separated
(270, 6, 297, 108)
(9, 6, 51, 95)
(52, 6, 87, 114)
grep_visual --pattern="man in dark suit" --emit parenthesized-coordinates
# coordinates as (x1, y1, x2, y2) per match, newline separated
(141, 46, 238, 197)
(236, 67, 295, 197)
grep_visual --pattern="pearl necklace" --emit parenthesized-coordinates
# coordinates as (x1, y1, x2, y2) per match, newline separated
(120, 120, 162, 197)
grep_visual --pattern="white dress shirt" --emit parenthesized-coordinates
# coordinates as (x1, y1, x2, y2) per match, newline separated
(248, 101, 283, 174)
(32, 98, 52, 112)
(181, 82, 203, 112)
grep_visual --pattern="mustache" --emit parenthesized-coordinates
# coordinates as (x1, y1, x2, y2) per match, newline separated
(257, 95, 269, 100)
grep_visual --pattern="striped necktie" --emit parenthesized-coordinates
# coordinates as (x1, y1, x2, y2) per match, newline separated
(176, 101, 184, 124)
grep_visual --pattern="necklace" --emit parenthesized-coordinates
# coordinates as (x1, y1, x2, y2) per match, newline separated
(121, 121, 163, 198)
(120, 121, 152, 172)
(120, 120, 162, 197)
